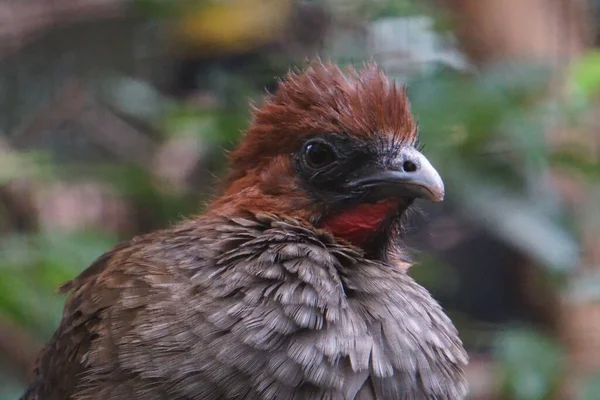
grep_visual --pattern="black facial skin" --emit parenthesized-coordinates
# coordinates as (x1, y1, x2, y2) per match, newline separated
(293, 133, 416, 257)
(296, 134, 394, 196)
(294, 133, 416, 209)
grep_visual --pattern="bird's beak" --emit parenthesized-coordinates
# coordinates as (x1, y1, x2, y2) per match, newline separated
(347, 147, 445, 202)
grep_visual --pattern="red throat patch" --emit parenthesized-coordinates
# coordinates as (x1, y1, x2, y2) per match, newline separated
(319, 199, 399, 247)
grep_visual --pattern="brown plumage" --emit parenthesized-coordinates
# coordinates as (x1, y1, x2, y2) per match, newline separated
(22, 61, 468, 400)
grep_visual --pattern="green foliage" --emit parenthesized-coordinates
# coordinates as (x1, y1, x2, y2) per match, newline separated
(582, 372, 600, 400)
(361, 0, 425, 19)
(569, 51, 600, 102)
(409, 254, 459, 297)
(408, 64, 580, 273)
(0, 379, 23, 400)
(131, 0, 196, 19)
(0, 232, 117, 339)
(495, 327, 566, 400)
(551, 146, 600, 181)
(0, 150, 55, 185)
(163, 105, 248, 146)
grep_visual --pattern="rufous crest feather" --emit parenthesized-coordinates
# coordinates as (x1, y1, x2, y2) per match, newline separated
(226, 60, 417, 185)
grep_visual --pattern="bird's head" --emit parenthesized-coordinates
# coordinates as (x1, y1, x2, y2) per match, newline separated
(211, 61, 444, 257)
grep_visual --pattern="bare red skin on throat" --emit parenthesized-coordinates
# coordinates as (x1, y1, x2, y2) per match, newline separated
(320, 199, 399, 247)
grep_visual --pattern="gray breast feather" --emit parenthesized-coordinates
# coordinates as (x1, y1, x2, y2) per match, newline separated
(28, 213, 468, 400)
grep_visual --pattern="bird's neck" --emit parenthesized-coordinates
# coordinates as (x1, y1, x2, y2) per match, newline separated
(211, 172, 402, 251)
(319, 199, 400, 248)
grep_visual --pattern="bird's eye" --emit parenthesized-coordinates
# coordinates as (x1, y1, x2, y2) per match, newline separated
(304, 142, 336, 169)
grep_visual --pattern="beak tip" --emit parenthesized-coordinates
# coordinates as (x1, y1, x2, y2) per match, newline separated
(429, 189, 445, 202)
(421, 179, 444, 202)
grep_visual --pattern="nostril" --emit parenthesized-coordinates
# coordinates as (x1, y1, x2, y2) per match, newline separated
(403, 160, 418, 172)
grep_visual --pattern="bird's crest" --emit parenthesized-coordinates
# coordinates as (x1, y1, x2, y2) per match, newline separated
(228, 60, 417, 177)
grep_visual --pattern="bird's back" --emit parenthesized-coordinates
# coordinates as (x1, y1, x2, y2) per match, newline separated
(23, 213, 467, 400)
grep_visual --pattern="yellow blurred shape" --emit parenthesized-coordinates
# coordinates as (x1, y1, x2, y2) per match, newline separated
(174, 0, 293, 54)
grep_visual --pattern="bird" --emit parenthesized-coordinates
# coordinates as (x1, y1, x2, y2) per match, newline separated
(21, 61, 468, 400)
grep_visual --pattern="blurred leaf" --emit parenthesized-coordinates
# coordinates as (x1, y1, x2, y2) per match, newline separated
(0, 231, 116, 338)
(444, 163, 579, 273)
(163, 105, 247, 145)
(0, 377, 24, 400)
(410, 255, 459, 296)
(38, 231, 118, 277)
(583, 372, 600, 400)
(551, 147, 600, 182)
(0, 150, 55, 184)
(569, 51, 600, 101)
(132, 0, 186, 18)
(100, 76, 171, 131)
(495, 327, 566, 400)
(566, 273, 600, 304)
(411, 63, 551, 161)
(409, 63, 580, 272)
(366, 0, 424, 19)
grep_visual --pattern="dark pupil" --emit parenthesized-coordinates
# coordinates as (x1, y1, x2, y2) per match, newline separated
(306, 143, 334, 168)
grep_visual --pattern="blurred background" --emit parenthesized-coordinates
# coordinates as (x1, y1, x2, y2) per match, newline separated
(0, 0, 599, 398)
